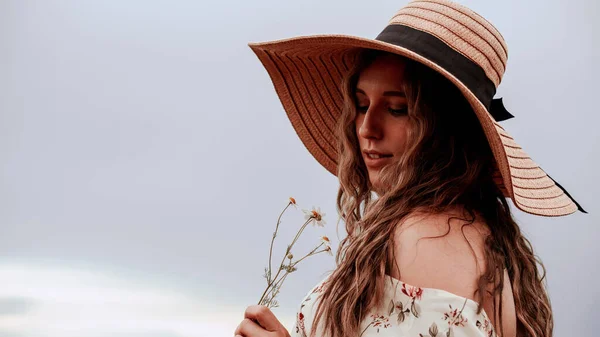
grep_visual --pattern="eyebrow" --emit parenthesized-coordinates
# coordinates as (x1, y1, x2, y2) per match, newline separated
(355, 88, 406, 98)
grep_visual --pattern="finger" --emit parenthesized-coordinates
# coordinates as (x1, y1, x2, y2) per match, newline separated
(234, 318, 264, 337)
(244, 305, 284, 332)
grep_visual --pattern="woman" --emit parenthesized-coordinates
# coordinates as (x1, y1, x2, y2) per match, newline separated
(235, 1, 585, 336)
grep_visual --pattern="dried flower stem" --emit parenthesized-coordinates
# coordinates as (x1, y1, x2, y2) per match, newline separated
(258, 216, 313, 306)
(269, 243, 323, 294)
(262, 244, 330, 307)
(270, 217, 312, 286)
(289, 217, 313, 249)
(291, 243, 324, 266)
(267, 202, 292, 284)
(265, 271, 290, 307)
(258, 200, 331, 308)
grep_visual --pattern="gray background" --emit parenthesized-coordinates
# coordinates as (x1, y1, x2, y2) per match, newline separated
(0, 0, 598, 336)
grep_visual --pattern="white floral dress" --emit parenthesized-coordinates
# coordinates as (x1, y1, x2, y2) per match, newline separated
(292, 275, 496, 337)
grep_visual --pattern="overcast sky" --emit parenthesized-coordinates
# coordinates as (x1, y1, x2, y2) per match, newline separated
(0, 0, 598, 336)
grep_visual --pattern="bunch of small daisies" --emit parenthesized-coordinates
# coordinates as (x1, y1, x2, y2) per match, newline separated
(257, 197, 333, 308)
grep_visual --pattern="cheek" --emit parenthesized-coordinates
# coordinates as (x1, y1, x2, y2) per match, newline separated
(390, 121, 410, 152)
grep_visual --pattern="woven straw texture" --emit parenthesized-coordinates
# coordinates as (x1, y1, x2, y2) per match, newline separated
(249, 0, 578, 216)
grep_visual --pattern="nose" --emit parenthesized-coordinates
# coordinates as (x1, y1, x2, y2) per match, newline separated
(357, 107, 383, 140)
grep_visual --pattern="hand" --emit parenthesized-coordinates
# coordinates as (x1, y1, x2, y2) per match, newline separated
(234, 305, 291, 337)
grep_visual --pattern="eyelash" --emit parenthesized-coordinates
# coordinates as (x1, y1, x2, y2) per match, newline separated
(356, 105, 408, 116)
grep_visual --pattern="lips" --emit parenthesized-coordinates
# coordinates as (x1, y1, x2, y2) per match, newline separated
(363, 150, 393, 167)
(363, 150, 393, 159)
(365, 153, 392, 159)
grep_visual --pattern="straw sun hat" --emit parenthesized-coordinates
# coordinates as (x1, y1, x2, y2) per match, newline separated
(248, 0, 585, 217)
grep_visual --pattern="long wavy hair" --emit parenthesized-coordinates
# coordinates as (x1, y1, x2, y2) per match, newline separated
(309, 49, 553, 337)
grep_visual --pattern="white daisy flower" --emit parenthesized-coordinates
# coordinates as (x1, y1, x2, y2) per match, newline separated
(302, 206, 326, 227)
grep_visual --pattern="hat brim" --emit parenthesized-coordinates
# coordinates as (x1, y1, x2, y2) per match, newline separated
(249, 35, 579, 217)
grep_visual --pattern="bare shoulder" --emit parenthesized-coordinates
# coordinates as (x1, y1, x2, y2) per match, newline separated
(390, 210, 517, 336)
(391, 210, 490, 297)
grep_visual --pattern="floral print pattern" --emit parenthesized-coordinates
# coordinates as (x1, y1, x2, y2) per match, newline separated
(360, 314, 392, 335)
(294, 312, 306, 337)
(402, 283, 423, 300)
(293, 276, 497, 337)
(443, 304, 469, 327)
(476, 314, 495, 337)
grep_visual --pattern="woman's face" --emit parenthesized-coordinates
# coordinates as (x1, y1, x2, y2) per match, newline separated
(354, 54, 410, 192)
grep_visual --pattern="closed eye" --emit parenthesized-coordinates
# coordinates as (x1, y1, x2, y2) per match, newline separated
(389, 107, 408, 116)
(355, 104, 408, 116)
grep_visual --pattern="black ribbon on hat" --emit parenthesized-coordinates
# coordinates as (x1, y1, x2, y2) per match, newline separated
(375, 24, 586, 214)
(490, 98, 514, 122)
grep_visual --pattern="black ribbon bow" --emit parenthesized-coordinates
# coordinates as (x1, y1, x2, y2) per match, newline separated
(490, 98, 514, 122)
